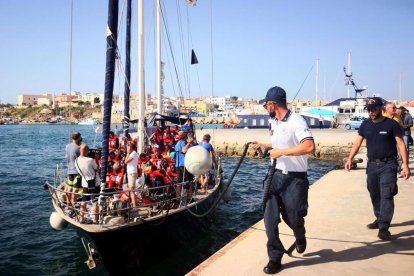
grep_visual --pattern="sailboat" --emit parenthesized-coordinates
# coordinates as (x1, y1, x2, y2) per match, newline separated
(46, 0, 228, 273)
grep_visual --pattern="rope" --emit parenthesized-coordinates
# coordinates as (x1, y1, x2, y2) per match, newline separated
(185, 142, 251, 218)
(292, 62, 315, 102)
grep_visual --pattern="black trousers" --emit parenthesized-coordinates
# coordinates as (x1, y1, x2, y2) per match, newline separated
(264, 170, 309, 262)
(366, 160, 398, 230)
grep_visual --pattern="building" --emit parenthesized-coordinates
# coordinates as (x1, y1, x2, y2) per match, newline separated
(18, 94, 53, 107)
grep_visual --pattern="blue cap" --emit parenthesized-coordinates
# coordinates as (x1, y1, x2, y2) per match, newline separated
(259, 86, 287, 104)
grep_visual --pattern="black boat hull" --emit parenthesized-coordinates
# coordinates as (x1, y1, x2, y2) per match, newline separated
(75, 187, 221, 275)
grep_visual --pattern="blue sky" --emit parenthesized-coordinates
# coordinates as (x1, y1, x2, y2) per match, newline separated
(0, 0, 413, 104)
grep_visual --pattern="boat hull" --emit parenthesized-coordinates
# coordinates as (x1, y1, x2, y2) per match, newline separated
(74, 187, 221, 274)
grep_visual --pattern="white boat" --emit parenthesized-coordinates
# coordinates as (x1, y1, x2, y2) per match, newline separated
(78, 118, 100, 125)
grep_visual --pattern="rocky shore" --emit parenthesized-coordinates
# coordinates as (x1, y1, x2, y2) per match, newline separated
(196, 128, 360, 161)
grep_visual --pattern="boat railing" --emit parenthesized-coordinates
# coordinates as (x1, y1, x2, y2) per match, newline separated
(46, 165, 220, 226)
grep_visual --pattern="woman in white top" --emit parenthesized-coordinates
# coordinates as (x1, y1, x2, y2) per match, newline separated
(125, 141, 138, 207)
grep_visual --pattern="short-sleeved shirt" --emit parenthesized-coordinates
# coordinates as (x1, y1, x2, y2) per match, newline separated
(75, 156, 100, 188)
(175, 140, 187, 167)
(358, 117, 402, 160)
(126, 151, 138, 174)
(66, 143, 80, 175)
(199, 141, 214, 153)
(270, 110, 313, 172)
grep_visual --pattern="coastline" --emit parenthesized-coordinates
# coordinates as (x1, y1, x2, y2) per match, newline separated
(197, 128, 359, 161)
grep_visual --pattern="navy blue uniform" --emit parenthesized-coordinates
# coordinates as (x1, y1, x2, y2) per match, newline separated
(359, 118, 402, 230)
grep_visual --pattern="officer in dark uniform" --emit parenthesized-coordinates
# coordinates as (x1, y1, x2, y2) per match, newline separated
(255, 86, 315, 274)
(345, 97, 410, 240)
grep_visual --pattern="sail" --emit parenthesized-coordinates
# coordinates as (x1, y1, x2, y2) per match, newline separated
(100, 0, 119, 182)
(123, 0, 132, 150)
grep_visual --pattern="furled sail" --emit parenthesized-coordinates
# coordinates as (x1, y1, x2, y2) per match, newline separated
(100, 0, 119, 183)
(123, 0, 132, 150)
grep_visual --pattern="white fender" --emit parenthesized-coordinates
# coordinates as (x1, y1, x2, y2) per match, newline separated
(221, 178, 232, 202)
(184, 145, 212, 176)
(50, 211, 68, 231)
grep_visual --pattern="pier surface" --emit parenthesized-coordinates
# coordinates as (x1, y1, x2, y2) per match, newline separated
(188, 150, 414, 275)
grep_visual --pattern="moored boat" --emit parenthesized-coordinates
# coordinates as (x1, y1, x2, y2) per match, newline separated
(46, 0, 230, 273)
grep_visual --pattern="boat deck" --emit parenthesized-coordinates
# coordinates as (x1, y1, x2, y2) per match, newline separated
(188, 151, 414, 275)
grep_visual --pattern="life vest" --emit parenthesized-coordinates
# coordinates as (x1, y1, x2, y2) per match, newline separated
(109, 135, 119, 150)
(106, 174, 116, 189)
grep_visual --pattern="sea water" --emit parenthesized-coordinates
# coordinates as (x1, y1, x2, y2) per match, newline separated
(0, 125, 334, 275)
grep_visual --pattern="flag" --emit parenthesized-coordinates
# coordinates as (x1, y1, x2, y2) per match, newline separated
(191, 49, 198, 65)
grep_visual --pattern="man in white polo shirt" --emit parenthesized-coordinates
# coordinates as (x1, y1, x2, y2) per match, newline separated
(257, 86, 315, 274)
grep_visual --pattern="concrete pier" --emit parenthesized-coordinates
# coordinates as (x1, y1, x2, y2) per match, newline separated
(187, 150, 414, 275)
(197, 128, 359, 160)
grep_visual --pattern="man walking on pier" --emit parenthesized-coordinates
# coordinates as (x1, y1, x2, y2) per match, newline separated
(256, 86, 315, 274)
(345, 97, 410, 240)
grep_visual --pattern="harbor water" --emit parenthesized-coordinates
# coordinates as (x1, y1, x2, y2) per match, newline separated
(0, 125, 334, 275)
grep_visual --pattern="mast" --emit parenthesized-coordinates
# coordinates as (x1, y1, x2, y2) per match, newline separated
(315, 58, 319, 104)
(123, 0, 132, 150)
(138, 0, 145, 154)
(69, 0, 73, 95)
(100, 0, 119, 182)
(156, 0, 162, 114)
(347, 51, 352, 98)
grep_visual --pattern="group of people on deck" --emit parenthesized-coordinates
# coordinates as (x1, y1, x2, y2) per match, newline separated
(63, 119, 215, 223)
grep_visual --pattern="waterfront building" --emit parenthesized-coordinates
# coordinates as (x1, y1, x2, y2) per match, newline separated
(18, 94, 53, 107)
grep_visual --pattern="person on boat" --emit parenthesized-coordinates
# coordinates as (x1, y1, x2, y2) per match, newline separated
(174, 131, 195, 203)
(125, 141, 139, 207)
(150, 145, 165, 169)
(109, 131, 119, 151)
(64, 131, 82, 208)
(163, 127, 175, 147)
(75, 144, 101, 223)
(198, 134, 216, 194)
(255, 86, 315, 274)
(151, 124, 165, 146)
(119, 133, 132, 154)
(345, 97, 410, 241)
(112, 162, 124, 190)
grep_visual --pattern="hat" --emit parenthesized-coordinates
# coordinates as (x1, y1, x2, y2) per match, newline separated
(259, 86, 287, 104)
(365, 97, 383, 110)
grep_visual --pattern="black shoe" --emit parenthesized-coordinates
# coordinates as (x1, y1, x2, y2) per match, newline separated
(263, 261, 282, 274)
(366, 219, 379, 229)
(378, 229, 391, 240)
(295, 237, 307, 254)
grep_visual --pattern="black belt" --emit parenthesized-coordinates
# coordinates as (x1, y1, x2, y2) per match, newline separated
(275, 169, 307, 177)
(368, 157, 396, 163)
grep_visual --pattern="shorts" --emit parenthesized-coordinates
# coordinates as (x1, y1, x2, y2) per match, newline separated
(128, 173, 138, 189)
(67, 174, 82, 189)
(82, 186, 100, 201)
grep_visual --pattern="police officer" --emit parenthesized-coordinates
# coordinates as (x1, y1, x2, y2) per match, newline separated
(345, 97, 410, 240)
(255, 86, 315, 274)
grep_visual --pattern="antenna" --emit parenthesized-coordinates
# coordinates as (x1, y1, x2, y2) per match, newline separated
(343, 52, 366, 98)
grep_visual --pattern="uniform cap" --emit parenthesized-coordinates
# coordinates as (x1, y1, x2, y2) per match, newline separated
(259, 86, 287, 104)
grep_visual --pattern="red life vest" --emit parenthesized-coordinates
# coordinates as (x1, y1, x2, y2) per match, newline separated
(109, 135, 119, 150)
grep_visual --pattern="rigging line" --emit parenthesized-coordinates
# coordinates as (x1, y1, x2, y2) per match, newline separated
(160, 4, 185, 103)
(185, 1, 202, 97)
(210, 0, 214, 98)
(117, 0, 126, 33)
(69, 0, 73, 94)
(292, 62, 315, 102)
(163, 34, 178, 97)
(175, 0, 191, 99)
